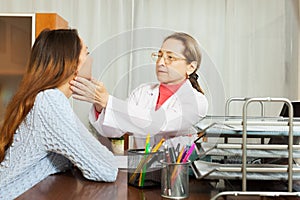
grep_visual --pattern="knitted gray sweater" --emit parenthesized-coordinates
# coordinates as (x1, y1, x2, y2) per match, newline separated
(0, 89, 118, 200)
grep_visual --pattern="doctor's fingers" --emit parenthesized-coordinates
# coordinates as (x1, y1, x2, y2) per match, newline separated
(72, 77, 97, 93)
(72, 93, 97, 104)
(71, 79, 97, 95)
(70, 84, 92, 98)
(91, 78, 103, 86)
(91, 79, 109, 91)
(94, 81, 108, 94)
(74, 76, 92, 87)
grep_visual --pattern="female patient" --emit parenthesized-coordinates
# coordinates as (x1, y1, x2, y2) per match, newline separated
(0, 29, 118, 199)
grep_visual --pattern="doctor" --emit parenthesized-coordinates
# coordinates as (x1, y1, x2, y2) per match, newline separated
(71, 32, 208, 145)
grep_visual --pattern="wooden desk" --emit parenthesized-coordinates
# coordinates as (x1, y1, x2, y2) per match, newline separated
(16, 169, 215, 200)
(16, 169, 300, 200)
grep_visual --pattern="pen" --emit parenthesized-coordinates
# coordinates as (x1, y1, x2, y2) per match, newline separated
(170, 160, 185, 194)
(145, 134, 151, 153)
(164, 145, 171, 163)
(169, 147, 176, 163)
(175, 143, 180, 156)
(145, 138, 165, 169)
(140, 134, 151, 187)
(176, 146, 185, 163)
(171, 146, 185, 180)
(152, 138, 165, 152)
(182, 143, 196, 163)
(138, 169, 143, 186)
(180, 146, 188, 162)
(129, 137, 164, 184)
(129, 154, 151, 184)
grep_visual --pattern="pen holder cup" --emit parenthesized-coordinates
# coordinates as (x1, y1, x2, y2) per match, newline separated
(160, 160, 191, 199)
(127, 149, 163, 188)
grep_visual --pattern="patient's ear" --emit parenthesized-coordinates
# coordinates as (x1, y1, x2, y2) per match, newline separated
(186, 61, 197, 75)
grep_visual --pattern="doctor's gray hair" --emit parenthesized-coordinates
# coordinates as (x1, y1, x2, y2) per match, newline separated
(163, 32, 204, 94)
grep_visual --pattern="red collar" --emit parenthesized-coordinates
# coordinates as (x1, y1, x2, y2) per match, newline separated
(155, 80, 186, 110)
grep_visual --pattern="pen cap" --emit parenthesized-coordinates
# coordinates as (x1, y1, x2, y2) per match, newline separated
(168, 147, 177, 163)
(182, 143, 196, 163)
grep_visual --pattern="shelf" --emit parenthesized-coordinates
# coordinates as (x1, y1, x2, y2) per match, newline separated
(0, 13, 68, 124)
(192, 160, 300, 180)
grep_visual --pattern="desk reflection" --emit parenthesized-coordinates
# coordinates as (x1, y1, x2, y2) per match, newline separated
(17, 168, 215, 200)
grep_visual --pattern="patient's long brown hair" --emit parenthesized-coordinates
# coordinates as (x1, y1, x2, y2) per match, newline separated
(0, 29, 82, 162)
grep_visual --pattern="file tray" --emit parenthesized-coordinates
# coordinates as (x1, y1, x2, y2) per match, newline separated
(191, 159, 300, 181)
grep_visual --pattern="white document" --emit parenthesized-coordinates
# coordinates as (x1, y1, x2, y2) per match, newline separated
(115, 155, 128, 169)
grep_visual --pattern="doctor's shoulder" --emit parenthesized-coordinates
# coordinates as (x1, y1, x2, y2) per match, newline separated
(194, 90, 208, 117)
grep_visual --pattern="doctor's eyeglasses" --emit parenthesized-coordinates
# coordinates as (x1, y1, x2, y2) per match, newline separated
(151, 51, 186, 64)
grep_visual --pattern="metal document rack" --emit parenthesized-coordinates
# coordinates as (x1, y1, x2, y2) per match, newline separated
(191, 97, 300, 199)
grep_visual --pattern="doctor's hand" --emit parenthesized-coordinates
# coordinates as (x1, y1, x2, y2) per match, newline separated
(70, 77, 109, 112)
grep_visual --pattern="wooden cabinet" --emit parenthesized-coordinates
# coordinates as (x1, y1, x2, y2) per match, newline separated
(0, 13, 68, 124)
(35, 13, 68, 38)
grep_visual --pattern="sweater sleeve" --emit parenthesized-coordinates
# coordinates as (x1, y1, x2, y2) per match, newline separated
(36, 89, 118, 182)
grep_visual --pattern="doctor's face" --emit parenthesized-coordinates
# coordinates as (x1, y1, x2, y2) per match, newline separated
(155, 38, 189, 85)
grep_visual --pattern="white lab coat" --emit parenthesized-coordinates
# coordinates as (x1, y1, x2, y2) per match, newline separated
(89, 80, 208, 147)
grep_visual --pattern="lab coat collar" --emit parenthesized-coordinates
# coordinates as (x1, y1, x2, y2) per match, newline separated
(157, 80, 193, 110)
